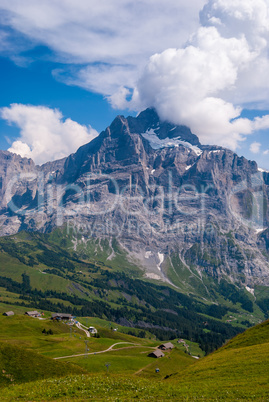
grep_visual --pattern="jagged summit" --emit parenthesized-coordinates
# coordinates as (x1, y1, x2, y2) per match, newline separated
(128, 108, 200, 145)
(58, 108, 203, 183)
(107, 107, 201, 145)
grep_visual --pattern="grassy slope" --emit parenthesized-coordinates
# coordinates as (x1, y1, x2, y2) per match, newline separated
(0, 230, 264, 327)
(78, 316, 155, 339)
(0, 314, 152, 358)
(135, 348, 195, 379)
(165, 319, 269, 399)
(0, 313, 197, 388)
(0, 342, 86, 388)
(1, 319, 268, 401)
(220, 317, 269, 349)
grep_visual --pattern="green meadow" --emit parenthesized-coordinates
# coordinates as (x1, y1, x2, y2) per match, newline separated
(0, 231, 268, 400)
(0, 313, 152, 359)
(0, 311, 268, 401)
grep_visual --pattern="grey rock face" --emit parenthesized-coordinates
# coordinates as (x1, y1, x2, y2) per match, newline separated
(0, 108, 268, 292)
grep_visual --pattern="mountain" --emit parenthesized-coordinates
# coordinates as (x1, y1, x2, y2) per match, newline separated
(0, 108, 268, 301)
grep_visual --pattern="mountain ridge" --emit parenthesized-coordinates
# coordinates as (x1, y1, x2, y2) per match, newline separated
(0, 108, 268, 299)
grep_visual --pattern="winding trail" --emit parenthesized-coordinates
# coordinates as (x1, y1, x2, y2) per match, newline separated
(75, 321, 90, 337)
(54, 342, 139, 360)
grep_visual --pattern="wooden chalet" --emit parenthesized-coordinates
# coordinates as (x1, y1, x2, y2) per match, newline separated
(148, 350, 165, 358)
(158, 342, 174, 350)
(25, 311, 41, 318)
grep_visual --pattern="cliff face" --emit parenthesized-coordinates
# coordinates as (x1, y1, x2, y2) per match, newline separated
(0, 108, 268, 293)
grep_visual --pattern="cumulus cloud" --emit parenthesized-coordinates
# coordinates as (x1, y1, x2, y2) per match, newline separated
(200, 0, 269, 108)
(249, 142, 261, 154)
(53, 63, 139, 106)
(1, 0, 269, 152)
(200, 0, 269, 41)
(128, 0, 269, 149)
(0, 104, 98, 165)
(0, 0, 205, 94)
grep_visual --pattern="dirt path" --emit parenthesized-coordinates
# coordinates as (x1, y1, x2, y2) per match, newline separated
(54, 342, 137, 360)
(75, 321, 90, 337)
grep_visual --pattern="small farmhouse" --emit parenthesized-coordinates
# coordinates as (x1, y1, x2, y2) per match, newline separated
(158, 342, 174, 350)
(51, 313, 73, 320)
(148, 350, 164, 358)
(3, 311, 14, 316)
(25, 311, 41, 318)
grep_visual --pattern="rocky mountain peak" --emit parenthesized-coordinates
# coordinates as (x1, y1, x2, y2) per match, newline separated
(107, 114, 130, 138)
(127, 108, 201, 146)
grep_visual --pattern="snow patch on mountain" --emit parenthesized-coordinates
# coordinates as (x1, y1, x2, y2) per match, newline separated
(145, 251, 153, 259)
(145, 273, 161, 280)
(209, 150, 222, 154)
(157, 252, 164, 271)
(245, 286, 255, 296)
(141, 129, 202, 155)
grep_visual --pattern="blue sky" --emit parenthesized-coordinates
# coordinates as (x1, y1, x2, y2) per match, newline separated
(0, 55, 129, 147)
(0, 0, 268, 168)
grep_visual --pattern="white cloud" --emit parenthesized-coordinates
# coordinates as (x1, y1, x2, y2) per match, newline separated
(132, 27, 256, 149)
(252, 114, 269, 130)
(129, 0, 269, 150)
(0, 104, 98, 165)
(200, 0, 269, 40)
(263, 149, 269, 155)
(53, 63, 139, 103)
(199, 0, 269, 109)
(249, 142, 261, 154)
(1, 0, 269, 153)
(0, 0, 206, 94)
